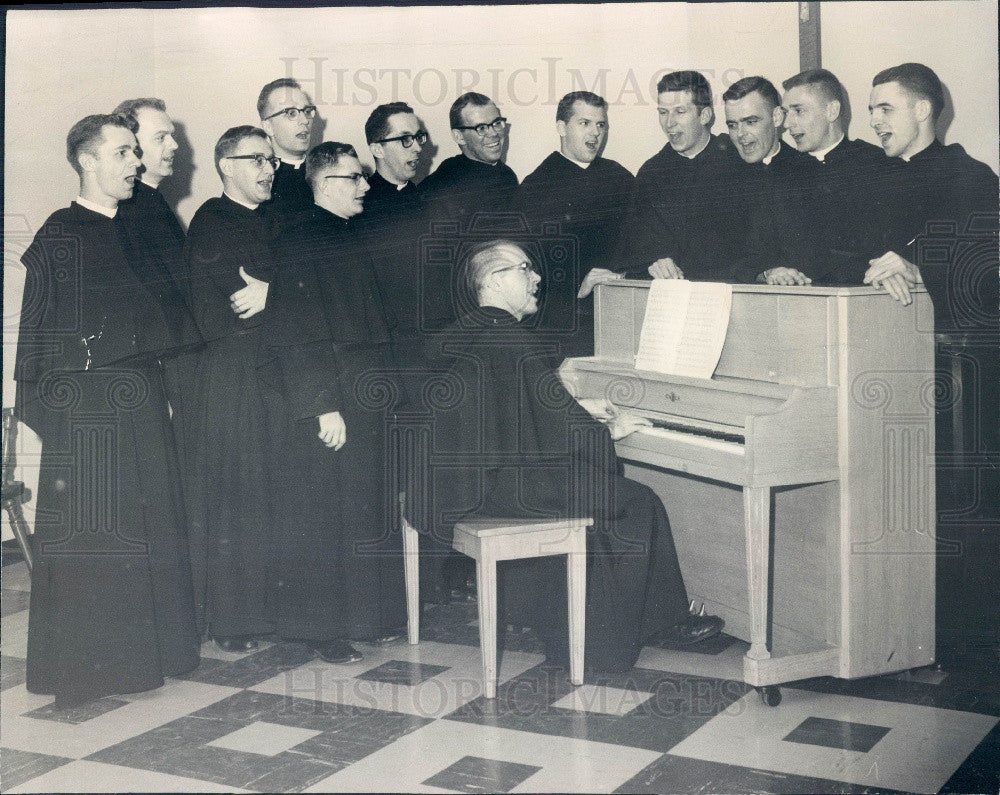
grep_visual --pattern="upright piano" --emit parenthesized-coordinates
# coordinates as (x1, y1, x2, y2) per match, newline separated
(560, 281, 936, 697)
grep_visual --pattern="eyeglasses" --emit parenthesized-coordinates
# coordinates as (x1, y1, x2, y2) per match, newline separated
(454, 117, 507, 137)
(324, 173, 366, 185)
(492, 261, 535, 276)
(224, 153, 279, 170)
(376, 131, 427, 148)
(263, 105, 318, 122)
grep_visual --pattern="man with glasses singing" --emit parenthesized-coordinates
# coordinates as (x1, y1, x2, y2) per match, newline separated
(421, 92, 519, 234)
(182, 126, 279, 652)
(257, 77, 317, 211)
(264, 143, 406, 664)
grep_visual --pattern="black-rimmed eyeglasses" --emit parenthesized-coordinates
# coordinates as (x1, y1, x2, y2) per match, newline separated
(323, 173, 366, 185)
(224, 154, 279, 170)
(376, 131, 427, 148)
(454, 117, 507, 137)
(263, 105, 318, 122)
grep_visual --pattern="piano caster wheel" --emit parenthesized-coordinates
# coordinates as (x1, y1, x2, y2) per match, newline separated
(757, 685, 781, 707)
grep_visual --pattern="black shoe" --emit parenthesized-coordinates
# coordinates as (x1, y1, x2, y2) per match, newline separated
(449, 579, 477, 604)
(213, 635, 259, 653)
(656, 614, 725, 647)
(370, 631, 404, 645)
(310, 639, 363, 664)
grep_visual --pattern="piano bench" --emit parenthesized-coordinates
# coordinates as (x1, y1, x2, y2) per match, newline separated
(452, 516, 591, 699)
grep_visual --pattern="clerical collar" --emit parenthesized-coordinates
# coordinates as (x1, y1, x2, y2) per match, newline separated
(762, 141, 781, 166)
(75, 195, 117, 218)
(677, 134, 711, 160)
(378, 171, 409, 190)
(809, 135, 844, 162)
(223, 191, 259, 211)
(280, 157, 305, 169)
(558, 150, 591, 169)
(901, 137, 938, 162)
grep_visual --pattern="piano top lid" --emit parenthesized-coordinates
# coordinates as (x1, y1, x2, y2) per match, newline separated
(609, 280, 928, 297)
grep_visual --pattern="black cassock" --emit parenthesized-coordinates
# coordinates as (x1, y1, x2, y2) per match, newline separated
(420, 154, 519, 234)
(264, 206, 406, 642)
(15, 202, 199, 701)
(117, 180, 202, 471)
(183, 195, 277, 638)
(517, 152, 634, 356)
(618, 135, 749, 281)
(426, 307, 690, 672)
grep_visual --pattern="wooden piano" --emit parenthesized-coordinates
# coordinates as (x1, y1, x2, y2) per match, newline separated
(560, 280, 937, 703)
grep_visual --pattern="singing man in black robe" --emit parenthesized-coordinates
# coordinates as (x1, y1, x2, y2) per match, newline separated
(721, 76, 819, 285)
(517, 91, 634, 356)
(113, 97, 203, 476)
(780, 68, 891, 284)
(264, 142, 406, 665)
(257, 78, 317, 218)
(862, 63, 999, 653)
(14, 114, 199, 706)
(618, 71, 748, 282)
(183, 126, 278, 651)
(426, 240, 724, 673)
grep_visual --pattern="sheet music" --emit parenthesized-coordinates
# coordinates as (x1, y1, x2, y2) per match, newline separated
(635, 280, 732, 379)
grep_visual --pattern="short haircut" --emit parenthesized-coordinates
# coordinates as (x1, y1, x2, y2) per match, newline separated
(872, 62, 945, 120)
(66, 113, 131, 175)
(556, 91, 607, 123)
(722, 76, 781, 109)
(782, 68, 846, 108)
(365, 102, 415, 145)
(214, 125, 268, 176)
(449, 92, 494, 129)
(305, 141, 358, 189)
(112, 97, 167, 134)
(257, 77, 302, 119)
(656, 70, 713, 109)
(460, 238, 526, 304)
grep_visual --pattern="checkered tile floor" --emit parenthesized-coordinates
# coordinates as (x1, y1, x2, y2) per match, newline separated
(2, 560, 998, 793)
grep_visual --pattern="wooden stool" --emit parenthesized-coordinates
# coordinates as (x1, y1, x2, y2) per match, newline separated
(452, 517, 591, 699)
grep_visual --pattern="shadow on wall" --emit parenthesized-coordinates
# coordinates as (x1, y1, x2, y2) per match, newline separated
(159, 120, 195, 224)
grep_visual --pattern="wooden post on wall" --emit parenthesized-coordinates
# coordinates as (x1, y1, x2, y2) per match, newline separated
(799, 2, 821, 71)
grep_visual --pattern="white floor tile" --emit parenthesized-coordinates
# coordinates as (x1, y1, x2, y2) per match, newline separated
(2, 562, 32, 592)
(1, 608, 29, 658)
(1, 678, 240, 758)
(302, 719, 661, 794)
(551, 684, 653, 716)
(6, 759, 254, 793)
(250, 640, 544, 719)
(668, 686, 998, 793)
(207, 719, 321, 756)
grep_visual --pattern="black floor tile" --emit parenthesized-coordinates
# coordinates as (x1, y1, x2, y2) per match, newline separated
(615, 753, 912, 794)
(0, 747, 74, 792)
(1, 655, 26, 692)
(422, 754, 542, 793)
(445, 663, 749, 752)
(1, 589, 29, 617)
(357, 659, 451, 687)
(23, 696, 130, 725)
(782, 716, 891, 753)
(939, 716, 1000, 794)
(178, 642, 316, 689)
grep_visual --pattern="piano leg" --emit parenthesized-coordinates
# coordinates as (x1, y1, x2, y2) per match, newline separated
(743, 485, 772, 663)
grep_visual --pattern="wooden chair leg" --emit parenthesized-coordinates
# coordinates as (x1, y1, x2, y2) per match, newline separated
(567, 549, 585, 686)
(3, 501, 33, 573)
(402, 516, 419, 645)
(475, 553, 498, 699)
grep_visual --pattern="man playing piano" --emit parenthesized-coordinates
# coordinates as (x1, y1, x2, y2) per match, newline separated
(427, 239, 724, 673)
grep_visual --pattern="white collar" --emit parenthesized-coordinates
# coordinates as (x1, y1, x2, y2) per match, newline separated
(762, 141, 781, 166)
(224, 191, 259, 211)
(810, 135, 844, 162)
(280, 157, 305, 169)
(558, 150, 591, 169)
(75, 195, 117, 218)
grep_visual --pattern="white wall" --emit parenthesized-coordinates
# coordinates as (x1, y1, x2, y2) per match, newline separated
(823, 0, 998, 172)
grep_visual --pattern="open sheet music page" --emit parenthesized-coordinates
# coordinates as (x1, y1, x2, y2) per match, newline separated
(634, 281, 733, 379)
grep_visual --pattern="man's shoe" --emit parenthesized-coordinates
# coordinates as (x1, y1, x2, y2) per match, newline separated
(309, 639, 363, 664)
(214, 635, 259, 652)
(657, 614, 725, 647)
(371, 631, 404, 645)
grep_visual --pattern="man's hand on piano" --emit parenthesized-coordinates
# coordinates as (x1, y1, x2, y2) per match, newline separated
(605, 403, 653, 441)
(762, 267, 812, 286)
(864, 251, 921, 306)
(648, 257, 685, 280)
(577, 268, 624, 298)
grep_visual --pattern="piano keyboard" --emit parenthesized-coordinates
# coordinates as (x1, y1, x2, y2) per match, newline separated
(638, 424, 746, 455)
